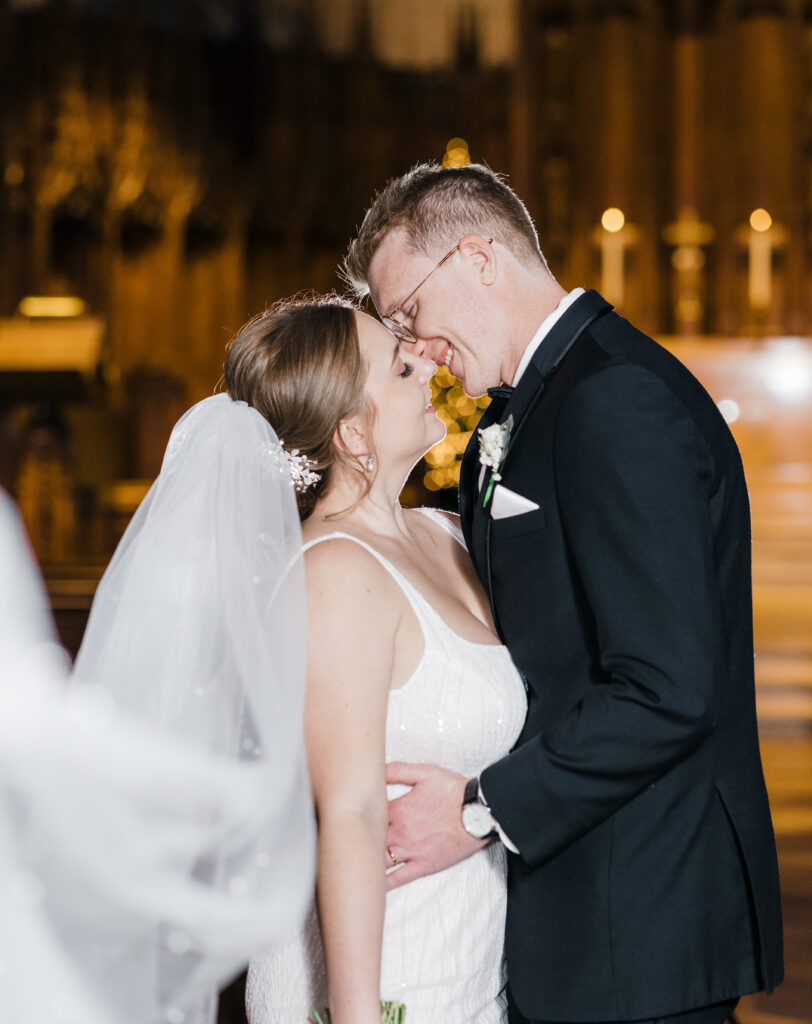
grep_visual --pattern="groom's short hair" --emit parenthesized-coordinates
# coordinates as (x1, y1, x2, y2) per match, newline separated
(343, 162, 546, 300)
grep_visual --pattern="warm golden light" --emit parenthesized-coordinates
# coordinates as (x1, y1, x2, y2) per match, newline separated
(423, 363, 489, 490)
(750, 208, 772, 232)
(18, 296, 87, 318)
(762, 338, 812, 403)
(601, 207, 625, 233)
(717, 398, 740, 424)
(4, 162, 24, 187)
(442, 137, 471, 168)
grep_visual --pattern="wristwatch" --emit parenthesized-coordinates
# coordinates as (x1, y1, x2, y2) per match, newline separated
(461, 776, 497, 840)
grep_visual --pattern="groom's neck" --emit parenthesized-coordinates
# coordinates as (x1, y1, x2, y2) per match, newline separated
(500, 268, 569, 385)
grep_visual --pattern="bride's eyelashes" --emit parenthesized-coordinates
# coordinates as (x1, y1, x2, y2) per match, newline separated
(399, 363, 414, 379)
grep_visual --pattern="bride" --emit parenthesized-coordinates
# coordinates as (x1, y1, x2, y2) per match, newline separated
(39, 291, 523, 1023)
(230, 295, 526, 1024)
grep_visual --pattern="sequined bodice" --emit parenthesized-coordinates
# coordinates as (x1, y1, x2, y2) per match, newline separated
(246, 510, 527, 1024)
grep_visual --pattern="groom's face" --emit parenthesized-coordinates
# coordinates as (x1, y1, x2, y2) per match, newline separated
(367, 228, 501, 398)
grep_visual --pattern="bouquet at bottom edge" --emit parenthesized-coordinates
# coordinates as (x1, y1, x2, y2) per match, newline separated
(310, 1002, 406, 1023)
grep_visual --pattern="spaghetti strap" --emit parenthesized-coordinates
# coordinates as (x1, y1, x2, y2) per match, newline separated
(303, 527, 501, 651)
(415, 507, 467, 551)
(302, 532, 440, 641)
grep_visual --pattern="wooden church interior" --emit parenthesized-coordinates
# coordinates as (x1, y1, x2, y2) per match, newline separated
(0, 1, 810, 1020)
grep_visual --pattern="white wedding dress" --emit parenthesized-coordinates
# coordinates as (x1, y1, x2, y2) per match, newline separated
(246, 510, 527, 1024)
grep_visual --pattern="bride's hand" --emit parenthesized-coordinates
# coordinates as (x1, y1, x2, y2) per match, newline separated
(384, 762, 488, 890)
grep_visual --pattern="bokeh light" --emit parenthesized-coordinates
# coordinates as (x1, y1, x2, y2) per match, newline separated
(423, 364, 489, 490)
(601, 207, 626, 233)
(442, 137, 471, 168)
(750, 208, 773, 232)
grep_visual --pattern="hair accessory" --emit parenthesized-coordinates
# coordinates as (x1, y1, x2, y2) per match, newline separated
(281, 443, 321, 492)
(366, 453, 375, 472)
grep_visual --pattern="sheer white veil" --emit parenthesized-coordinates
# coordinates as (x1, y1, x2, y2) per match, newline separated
(0, 394, 315, 1024)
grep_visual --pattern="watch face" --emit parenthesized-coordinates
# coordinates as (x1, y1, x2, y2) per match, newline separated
(462, 802, 494, 840)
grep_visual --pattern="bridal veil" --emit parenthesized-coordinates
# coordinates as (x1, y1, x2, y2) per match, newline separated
(0, 394, 315, 1024)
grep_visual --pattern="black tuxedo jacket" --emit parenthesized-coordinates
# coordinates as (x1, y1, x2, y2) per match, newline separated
(461, 290, 783, 1022)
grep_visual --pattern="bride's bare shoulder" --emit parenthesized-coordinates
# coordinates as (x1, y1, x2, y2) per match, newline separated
(301, 528, 400, 626)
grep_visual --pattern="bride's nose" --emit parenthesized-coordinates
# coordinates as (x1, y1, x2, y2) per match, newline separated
(415, 354, 437, 382)
(399, 341, 437, 380)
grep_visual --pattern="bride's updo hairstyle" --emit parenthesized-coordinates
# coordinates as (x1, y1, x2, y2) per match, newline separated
(224, 293, 371, 521)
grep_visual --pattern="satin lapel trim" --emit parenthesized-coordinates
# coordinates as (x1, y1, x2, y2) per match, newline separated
(484, 518, 503, 641)
(459, 430, 476, 551)
(465, 395, 502, 546)
(463, 398, 508, 639)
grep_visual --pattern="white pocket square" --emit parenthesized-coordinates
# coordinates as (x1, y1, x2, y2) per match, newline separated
(490, 484, 540, 520)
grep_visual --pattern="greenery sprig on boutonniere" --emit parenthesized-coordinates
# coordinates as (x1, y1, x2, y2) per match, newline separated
(478, 414, 513, 509)
(309, 1001, 405, 1024)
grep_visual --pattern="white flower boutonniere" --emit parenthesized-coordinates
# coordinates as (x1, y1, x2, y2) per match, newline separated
(478, 414, 513, 509)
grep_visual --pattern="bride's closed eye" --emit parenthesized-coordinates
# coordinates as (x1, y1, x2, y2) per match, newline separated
(399, 363, 414, 379)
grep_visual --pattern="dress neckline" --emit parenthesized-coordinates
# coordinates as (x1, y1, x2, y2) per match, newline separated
(301, 516, 504, 652)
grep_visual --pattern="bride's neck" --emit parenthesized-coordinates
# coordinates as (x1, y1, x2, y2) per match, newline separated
(311, 466, 411, 537)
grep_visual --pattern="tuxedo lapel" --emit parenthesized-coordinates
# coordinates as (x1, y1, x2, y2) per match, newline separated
(461, 394, 512, 639)
(468, 290, 612, 627)
(460, 395, 504, 555)
(501, 290, 612, 460)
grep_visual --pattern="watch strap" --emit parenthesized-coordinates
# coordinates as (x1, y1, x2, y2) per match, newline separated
(463, 776, 480, 807)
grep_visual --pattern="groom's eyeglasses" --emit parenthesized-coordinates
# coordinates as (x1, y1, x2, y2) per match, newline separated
(381, 238, 493, 344)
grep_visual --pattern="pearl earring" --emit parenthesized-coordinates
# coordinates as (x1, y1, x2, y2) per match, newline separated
(366, 454, 375, 472)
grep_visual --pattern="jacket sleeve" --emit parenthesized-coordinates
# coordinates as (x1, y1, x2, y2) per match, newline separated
(480, 362, 722, 867)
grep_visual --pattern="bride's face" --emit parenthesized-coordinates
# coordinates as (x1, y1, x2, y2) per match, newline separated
(354, 311, 446, 470)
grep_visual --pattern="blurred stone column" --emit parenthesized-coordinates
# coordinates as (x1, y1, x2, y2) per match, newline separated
(370, 0, 458, 70)
(575, 1, 660, 331)
(802, 9, 812, 332)
(662, 0, 718, 336)
(509, 0, 535, 204)
(733, 0, 802, 335)
(510, 1, 576, 277)
(586, 2, 641, 213)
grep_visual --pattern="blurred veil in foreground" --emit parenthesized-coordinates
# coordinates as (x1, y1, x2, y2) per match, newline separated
(0, 394, 315, 1024)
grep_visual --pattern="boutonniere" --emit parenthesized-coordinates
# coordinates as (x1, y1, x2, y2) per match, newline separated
(478, 414, 513, 509)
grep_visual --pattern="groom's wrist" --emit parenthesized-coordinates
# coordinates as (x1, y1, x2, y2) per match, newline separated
(476, 778, 520, 855)
(461, 776, 497, 840)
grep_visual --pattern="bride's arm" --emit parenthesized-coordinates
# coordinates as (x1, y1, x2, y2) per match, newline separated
(304, 540, 400, 1024)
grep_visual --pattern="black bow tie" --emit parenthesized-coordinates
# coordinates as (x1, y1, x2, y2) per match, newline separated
(486, 384, 515, 402)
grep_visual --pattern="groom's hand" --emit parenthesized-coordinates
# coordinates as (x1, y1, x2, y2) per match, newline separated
(385, 761, 488, 891)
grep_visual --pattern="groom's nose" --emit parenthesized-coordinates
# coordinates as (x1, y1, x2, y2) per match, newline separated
(408, 336, 431, 359)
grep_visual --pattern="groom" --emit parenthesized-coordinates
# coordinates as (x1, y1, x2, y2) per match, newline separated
(343, 164, 783, 1024)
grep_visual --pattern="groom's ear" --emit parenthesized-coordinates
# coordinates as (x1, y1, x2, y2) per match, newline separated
(334, 417, 368, 457)
(458, 235, 496, 286)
